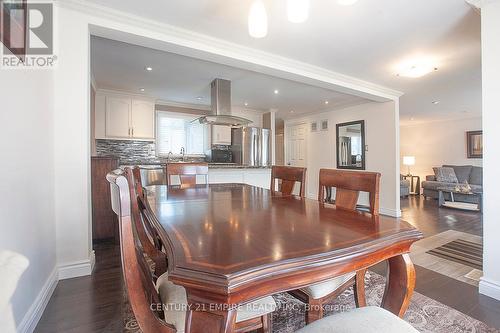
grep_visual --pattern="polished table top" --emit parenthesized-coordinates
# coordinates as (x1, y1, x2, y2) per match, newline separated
(145, 184, 421, 290)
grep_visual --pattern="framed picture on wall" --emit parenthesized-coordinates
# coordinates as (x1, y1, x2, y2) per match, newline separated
(467, 130, 483, 158)
(1, 0, 28, 62)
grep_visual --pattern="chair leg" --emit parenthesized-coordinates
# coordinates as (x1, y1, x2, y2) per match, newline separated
(354, 269, 367, 307)
(256, 313, 271, 333)
(306, 298, 324, 324)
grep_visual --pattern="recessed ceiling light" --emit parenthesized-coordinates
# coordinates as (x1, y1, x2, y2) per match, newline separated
(140, 88, 145, 92)
(290, 110, 295, 113)
(432, 101, 440, 104)
(196, 96, 203, 100)
(244, 102, 249, 106)
(324, 101, 329, 105)
(274, 89, 279, 94)
(287, 0, 310, 23)
(145, 66, 153, 71)
(337, 0, 359, 5)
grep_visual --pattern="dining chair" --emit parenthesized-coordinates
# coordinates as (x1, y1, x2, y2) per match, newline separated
(289, 168, 381, 324)
(295, 306, 418, 333)
(132, 166, 164, 253)
(165, 162, 209, 186)
(270, 165, 307, 197)
(107, 168, 276, 333)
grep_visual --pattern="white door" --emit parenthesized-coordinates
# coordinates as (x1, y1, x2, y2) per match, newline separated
(105, 96, 131, 138)
(287, 123, 307, 167)
(131, 100, 155, 139)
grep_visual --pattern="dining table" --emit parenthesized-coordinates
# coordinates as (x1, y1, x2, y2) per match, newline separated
(144, 183, 423, 333)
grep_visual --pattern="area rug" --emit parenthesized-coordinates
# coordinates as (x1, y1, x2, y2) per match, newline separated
(123, 271, 498, 332)
(411, 230, 483, 286)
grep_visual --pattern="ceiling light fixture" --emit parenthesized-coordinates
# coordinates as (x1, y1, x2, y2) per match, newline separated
(290, 110, 295, 113)
(196, 96, 203, 101)
(337, 0, 359, 5)
(274, 89, 279, 94)
(140, 88, 145, 92)
(287, 0, 310, 23)
(432, 101, 439, 105)
(324, 101, 329, 105)
(248, 1, 268, 38)
(396, 56, 439, 78)
(244, 102, 249, 106)
(145, 66, 153, 71)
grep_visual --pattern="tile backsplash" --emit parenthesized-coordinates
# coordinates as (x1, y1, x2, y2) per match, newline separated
(95, 139, 158, 164)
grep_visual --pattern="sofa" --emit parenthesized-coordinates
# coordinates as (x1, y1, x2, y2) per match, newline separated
(422, 165, 482, 204)
(400, 175, 410, 198)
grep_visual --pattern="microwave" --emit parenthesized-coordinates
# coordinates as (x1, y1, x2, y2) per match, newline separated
(207, 149, 233, 163)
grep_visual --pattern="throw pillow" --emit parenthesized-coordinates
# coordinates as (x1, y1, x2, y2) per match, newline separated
(433, 167, 459, 183)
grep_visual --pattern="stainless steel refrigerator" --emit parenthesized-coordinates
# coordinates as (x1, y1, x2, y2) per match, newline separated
(231, 127, 271, 166)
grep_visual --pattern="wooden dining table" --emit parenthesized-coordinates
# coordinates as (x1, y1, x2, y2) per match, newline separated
(145, 183, 423, 333)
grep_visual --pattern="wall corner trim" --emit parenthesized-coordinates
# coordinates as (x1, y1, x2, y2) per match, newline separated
(17, 268, 58, 333)
(479, 277, 500, 301)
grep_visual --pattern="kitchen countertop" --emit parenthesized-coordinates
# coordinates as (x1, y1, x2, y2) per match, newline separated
(118, 161, 270, 169)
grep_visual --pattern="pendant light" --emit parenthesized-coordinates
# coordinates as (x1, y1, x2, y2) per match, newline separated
(248, 1, 268, 38)
(287, 0, 310, 23)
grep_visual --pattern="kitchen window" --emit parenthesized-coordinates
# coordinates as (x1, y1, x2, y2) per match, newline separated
(156, 111, 208, 156)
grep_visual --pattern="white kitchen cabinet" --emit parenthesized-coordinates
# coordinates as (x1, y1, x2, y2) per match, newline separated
(212, 125, 232, 145)
(131, 100, 155, 139)
(96, 90, 155, 140)
(105, 96, 131, 138)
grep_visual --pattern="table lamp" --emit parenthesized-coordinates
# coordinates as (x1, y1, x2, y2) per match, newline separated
(403, 156, 415, 176)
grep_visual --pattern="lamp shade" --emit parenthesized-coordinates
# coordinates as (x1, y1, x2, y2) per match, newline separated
(403, 156, 416, 166)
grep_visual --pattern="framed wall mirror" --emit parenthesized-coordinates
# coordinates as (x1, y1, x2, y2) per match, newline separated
(336, 120, 365, 170)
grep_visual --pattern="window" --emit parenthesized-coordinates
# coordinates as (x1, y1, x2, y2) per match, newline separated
(156, 111, 208, 156)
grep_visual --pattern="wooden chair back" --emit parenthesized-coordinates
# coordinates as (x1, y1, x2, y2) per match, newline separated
(107, 168, 174, 333)
(318, 169, 381, 216)
(270, 166, 307, 197)
(132, 167, 166, 264)
(165, 162, 209, 186)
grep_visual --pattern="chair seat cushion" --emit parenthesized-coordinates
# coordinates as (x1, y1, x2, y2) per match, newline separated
(156, 273, 276, 332)
(295, 306, 418, 333)
(301, 272, 356, 299)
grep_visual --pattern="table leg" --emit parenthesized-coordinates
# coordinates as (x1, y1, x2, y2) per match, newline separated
(185, 296, 237, 333)
(381, 254, 416, 318)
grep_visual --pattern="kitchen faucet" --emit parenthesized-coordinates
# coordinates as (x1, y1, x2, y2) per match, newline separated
(180, 147, 185, 162)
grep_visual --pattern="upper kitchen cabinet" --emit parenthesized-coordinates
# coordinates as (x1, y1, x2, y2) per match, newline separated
(95, 90, 155, 140)
(212, 125, 232, 145)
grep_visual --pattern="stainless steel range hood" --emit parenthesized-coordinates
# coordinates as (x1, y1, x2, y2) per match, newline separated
(192, 78, 253, 127)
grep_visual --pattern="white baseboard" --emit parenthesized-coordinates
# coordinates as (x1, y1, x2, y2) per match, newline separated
(479, 277, 500, 301)
(379, 208, 402, 218)
(58, 251, 96, 280)
(17, 268, 58, 333)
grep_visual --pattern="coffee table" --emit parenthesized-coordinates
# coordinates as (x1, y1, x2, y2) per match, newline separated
(437, 186, 482, 212)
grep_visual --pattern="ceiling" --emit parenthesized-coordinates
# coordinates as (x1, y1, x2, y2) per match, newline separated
(86, 0, 482, 123)
(91, 37, 370, 120)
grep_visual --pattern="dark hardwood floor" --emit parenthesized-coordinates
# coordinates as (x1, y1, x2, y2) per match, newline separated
(36, 195, 499, 332)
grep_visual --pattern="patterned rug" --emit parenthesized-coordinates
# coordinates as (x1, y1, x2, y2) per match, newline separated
(123, 271, 498, 332)
(411, 230, 484, 286)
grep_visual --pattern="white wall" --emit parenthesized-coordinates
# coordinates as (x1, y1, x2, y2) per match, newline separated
(480, 0, 500, 301)
(0, 70, 57, 330)
(53, 5, 94, 279)
(400, 117, 482, 182)
(284, 101, 400, 217)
